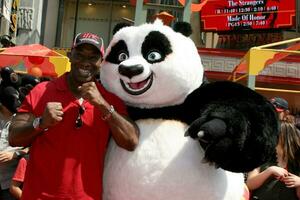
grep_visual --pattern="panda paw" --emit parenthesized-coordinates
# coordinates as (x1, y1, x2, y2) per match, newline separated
(186, 118, 227, 141)
(185, 104, 271, 173)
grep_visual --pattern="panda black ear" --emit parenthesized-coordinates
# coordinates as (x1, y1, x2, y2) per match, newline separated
(173, 22, 193, 37)
(112, 22, 132, 35)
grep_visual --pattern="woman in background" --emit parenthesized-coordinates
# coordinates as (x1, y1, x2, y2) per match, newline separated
(246, 122, 300, 200)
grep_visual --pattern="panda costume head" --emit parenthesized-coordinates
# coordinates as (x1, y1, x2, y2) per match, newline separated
(101, 20, 203, 108)
(100, 20, 278, 200)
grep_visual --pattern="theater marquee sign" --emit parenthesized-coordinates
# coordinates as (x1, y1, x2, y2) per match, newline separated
(201, 0, 296, 32)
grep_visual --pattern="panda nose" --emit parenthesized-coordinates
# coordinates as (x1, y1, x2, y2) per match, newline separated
(118, 64, 144, 79)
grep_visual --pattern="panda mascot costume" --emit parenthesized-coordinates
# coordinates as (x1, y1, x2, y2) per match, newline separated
(100, 20, 278, 200)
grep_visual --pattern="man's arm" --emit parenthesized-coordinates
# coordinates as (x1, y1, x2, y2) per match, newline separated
(0, 147, 29, 163)
(9, 180, 23, 199)
(9, 102, 64, 147)
(246, 166, 288, 190)
(98, 105, 139, 151)
(79, 82, 139, 151)
(9, 113, 39, 147)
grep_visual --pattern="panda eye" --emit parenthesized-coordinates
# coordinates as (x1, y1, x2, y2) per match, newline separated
(147, 51, 162, 62)
(118, 52, 128, 62)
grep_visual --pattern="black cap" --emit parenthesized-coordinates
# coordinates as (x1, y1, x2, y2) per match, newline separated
(270, 97, 288, 112)
(72, 32, 104, 57)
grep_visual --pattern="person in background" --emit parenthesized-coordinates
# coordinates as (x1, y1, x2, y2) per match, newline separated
(246, 122, 300, 200)
(0, 87, 28, 200)
(17, 74, 40, 101)
(270, 97, 289, 121)
(243, 97, 292, 184)
(9, 155, 28, 199)
(0, 67, 40, 102)
(0, 67, 22, 89)
(9, 32, 139, 200)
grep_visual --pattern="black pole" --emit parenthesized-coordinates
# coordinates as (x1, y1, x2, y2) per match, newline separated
(55, 0, 64, 47)
(107, 0, 113, 44)
(73, 0, 79, 39)
(40, 0, 48, 45)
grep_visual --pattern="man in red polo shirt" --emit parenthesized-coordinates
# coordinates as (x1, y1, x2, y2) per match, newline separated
(8, 32, 139, 200)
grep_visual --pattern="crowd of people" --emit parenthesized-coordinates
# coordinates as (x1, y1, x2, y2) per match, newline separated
(0, 67, 39, 199)
(1, 31, 299, 200)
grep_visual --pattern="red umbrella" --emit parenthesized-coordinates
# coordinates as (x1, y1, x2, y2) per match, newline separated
(0, 44, 70, 77)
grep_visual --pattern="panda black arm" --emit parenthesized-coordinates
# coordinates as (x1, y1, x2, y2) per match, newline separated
(185, 81, 279, 173)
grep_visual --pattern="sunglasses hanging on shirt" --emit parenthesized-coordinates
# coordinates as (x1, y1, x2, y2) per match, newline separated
(75, 105, 85, 128)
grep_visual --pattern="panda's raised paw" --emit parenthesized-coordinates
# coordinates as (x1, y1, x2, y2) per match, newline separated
(185, 104, 265, 173)
(183, 81, 279, 173)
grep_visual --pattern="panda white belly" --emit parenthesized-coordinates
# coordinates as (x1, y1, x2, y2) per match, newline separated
(103, 119, 245, 200)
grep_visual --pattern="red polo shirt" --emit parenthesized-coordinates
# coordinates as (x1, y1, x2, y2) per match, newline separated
(18, 74, 127, 200)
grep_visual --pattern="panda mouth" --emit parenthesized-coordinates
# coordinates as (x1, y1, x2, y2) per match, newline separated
(120, 73, 153, 95)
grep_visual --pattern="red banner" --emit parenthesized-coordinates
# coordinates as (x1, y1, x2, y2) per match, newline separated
(201, 0, 295, 32)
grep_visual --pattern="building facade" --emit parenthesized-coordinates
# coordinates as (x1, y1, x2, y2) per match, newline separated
(1, 0, 299, 49)
(0, 0, 45, 45)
